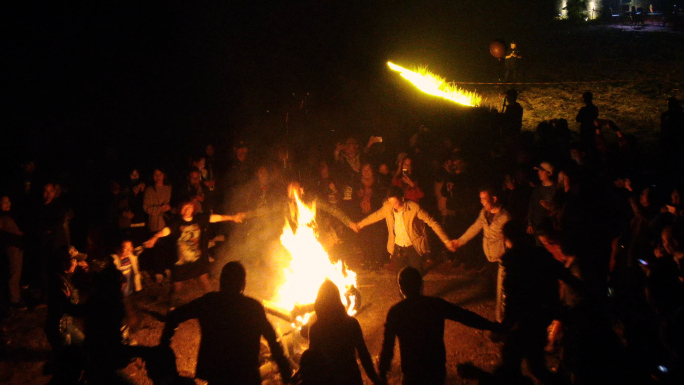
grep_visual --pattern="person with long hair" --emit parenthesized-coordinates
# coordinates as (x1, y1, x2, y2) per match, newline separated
(302, 280, 380, 385)
(392, 156, 424, 203)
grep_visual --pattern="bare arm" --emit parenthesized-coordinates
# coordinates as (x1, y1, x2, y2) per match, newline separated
(143, 227, 170, 248)
(209, 212, 246, 223)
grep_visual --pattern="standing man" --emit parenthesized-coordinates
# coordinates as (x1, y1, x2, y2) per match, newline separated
(378, 267, 501, 385)
(160, 261, 292, 385)
(144, 198, 245, 310)
(505, 40, 522, 82)
(576, 91, 599, 147)
(350, 186, 458, 274)
(452, 187, 511, 322)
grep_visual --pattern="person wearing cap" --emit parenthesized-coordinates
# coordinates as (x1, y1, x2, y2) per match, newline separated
(528, 161, 557, 238)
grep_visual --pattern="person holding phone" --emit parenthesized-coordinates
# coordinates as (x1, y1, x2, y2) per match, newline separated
(392, 156, 424, 203)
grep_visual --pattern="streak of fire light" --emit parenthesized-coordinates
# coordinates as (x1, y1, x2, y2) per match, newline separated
(387, 61, 482, 107)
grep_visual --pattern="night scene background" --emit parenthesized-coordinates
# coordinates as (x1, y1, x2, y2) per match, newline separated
(2, 0, 684, 384)
(5, 1, 587, 170)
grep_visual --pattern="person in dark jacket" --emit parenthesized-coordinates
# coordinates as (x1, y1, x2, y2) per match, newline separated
(160, 261, 291, 385)
(378, 267, 501, 385)
(495, 221, 583, 385)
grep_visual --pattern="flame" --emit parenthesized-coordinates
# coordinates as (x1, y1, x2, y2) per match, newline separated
(387, 61, 482, 107)
(273, 188, 357, 317)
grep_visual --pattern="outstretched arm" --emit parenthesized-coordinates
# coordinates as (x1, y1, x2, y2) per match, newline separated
(441, 299, 500, 332)
(353, 204, 388, 232)
(209, 212, 246, 223)
(143, 227, 171, 248)
(316, 199, 353, 227)
(457, 211, 484, 246)
(159, 299, 201, 346)
(416, 207, 459, 251)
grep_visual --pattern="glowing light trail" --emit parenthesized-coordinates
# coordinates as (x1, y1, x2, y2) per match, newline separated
(387, 61, 482, 107)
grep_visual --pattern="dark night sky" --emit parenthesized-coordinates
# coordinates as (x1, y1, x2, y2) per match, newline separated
(5, 1, 557, 166)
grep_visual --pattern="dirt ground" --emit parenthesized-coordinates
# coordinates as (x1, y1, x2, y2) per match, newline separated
(2, 21, 683, 385)
(0, 259, 505, 385)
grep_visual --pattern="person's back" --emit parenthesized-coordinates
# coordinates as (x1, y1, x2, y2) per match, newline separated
(576, 92, 599, 145)
(379, 268, 498, 385)
(383, 295, 454, 375)
(161, 261, 290, 385)
(186, 292, 269, 382)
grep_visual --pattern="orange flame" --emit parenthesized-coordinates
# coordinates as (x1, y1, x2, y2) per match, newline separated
(387, 61, 482, 107)
(273, 188, 357, 318)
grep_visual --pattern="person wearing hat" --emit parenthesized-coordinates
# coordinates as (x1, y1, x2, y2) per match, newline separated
(528, 162, 557, 238)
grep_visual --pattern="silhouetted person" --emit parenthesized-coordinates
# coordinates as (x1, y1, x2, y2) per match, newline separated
(378, 267, 500, 385)
(576, 91, 599, 147)
(160, 261, 291, 385)
(504, 41, 522, 82)
(44, 247, 86, 385)
(502, 89, 523, 138)
(301, 280, 381, 385)
(495, 221, 582, 385)
(660, 96, 684, 170)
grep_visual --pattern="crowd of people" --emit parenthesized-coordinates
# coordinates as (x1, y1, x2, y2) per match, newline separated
(1, 91, 683, 384)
